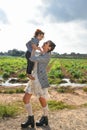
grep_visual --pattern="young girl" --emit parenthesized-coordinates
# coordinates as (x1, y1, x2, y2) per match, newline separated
(21, 40, 56, 128)
(25, 29, 44, 80)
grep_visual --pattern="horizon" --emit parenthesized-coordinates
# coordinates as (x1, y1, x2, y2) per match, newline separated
(0, 49, 87, 55)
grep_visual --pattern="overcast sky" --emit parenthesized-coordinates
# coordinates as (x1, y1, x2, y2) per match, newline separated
(0, 0, 87, 54)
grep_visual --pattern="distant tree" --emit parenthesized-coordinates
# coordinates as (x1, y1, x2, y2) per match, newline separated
(7, 49, 25, 56)
(71, 52, 76, 56)
(0, 52, 4, 55)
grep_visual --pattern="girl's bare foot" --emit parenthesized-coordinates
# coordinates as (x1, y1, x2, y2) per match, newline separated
(27, 74, 35, 80)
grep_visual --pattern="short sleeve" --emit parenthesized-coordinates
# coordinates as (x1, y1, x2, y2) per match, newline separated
(31, 38, 39, 46)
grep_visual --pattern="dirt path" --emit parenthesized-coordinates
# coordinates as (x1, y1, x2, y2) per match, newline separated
(0, 88, 87, 130)
(0, 108, 87, 130)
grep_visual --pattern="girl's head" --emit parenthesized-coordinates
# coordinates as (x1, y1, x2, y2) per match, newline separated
(42, 40, 56, 53)
(34, 29, 44, 41)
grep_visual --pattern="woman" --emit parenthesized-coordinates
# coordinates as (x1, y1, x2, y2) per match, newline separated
(21, 40, 56, 128)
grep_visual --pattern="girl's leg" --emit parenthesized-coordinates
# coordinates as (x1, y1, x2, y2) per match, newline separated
(27, 59, 35, 80)
(25, 51, 35, 80)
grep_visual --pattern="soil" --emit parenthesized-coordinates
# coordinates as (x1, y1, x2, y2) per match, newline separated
(0, 87, 87, 130)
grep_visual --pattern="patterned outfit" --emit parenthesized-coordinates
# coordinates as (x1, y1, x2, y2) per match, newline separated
(25, 52, 51, 98)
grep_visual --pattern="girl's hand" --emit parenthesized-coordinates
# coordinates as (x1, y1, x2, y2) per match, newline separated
(37, 47, 43, 52)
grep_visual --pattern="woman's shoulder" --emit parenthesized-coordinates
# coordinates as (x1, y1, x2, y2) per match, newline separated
(45, 52, 51, 57)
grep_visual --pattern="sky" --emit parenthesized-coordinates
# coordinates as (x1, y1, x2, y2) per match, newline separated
(0, 0, 87, 54)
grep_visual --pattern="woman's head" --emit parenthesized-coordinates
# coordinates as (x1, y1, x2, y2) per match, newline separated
(34, 29, 44, 41)
(42, 40, 56, 53)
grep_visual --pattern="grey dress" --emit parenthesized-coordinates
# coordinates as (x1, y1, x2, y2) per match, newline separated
(24, 52, 51, 98)
(30, 52, 51, 88)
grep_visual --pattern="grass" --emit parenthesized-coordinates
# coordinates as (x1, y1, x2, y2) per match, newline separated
(83, 103, 87, 107)
(0, 104, 19, 118)
(80, 103, 87, 108)
(0, 99, 87, 118)
(83, 87, 87, 92)
(48, 78, 62, 84)
(0, 87, 25, 94)
(0, 100, 25, 118)
(57, 86, 75, 93)
(48, 100, 76, 110)
(0, 99, 77, 118)
(0, 100, 42, 118)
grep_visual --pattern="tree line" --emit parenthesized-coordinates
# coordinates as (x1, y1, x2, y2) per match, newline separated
(0, 49, 25, 57)
(52, 52, 87, 59)
(0, 49, 87, 58)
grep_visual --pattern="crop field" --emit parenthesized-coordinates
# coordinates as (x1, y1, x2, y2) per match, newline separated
(48, 58, 87, 84)
(0, 56, 27, 79)
(0, 56, 87, 84)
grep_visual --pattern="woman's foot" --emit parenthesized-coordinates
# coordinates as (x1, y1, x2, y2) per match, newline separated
(27, 74, 35, 80)
(21, 115, 35, 128)
(36, 116, 48, 127)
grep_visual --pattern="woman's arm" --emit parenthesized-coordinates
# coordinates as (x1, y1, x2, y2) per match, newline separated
(30, 53, 50, 63)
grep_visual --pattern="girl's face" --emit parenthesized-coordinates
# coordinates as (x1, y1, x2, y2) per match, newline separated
(37, 34, 44, 41)
(42, 42, 51, 52)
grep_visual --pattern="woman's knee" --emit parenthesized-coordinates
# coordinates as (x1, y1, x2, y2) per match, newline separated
(23, 95, 26, 103)
(23, 93, 32, 104)
(39, 96, 47, 107)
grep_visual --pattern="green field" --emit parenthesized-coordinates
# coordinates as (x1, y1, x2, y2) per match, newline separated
(48, 58, 87, 84)
(0, 56, 87, 84)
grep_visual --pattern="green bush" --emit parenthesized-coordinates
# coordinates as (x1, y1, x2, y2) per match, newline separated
(18, 73, 26, 79)
(48, 69, 64, 79)
(2, 72, 10, 79)
(72, 71, 82, 79)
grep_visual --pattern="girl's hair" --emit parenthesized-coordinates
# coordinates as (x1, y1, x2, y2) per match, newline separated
(34, 29, 44, 37)
(47, 40, 56, 52)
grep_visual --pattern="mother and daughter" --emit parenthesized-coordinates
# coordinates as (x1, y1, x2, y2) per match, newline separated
(21, 29, 56, 128)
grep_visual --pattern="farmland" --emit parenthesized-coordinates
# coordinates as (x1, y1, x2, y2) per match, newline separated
(48, 58, 87, 84)
(0, 56, 87, 84)
(0, 57, 87, 130)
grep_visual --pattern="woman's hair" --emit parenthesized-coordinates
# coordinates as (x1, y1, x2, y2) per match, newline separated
(34, 29, 44, 37)
(47, 40, 56, 52)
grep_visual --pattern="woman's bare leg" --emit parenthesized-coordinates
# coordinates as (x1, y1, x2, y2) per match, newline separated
(23, 93, 33, 116)
(23, 93, 32, 104)
(39, 96, 47, 107)
(36, 96, 48, 126)
(39, 96, 48, 116)
(21, 93, 35, 128)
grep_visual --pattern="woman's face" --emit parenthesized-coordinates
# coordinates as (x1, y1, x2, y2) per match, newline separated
(42, 42, 51, 52)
